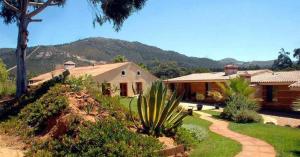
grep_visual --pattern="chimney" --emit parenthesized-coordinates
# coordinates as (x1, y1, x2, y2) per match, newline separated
(239, 72, 251, 82)
(64, 61, 76, 70)
(224, 64, 238, 75)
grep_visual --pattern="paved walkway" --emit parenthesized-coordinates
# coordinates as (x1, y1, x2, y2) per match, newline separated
(196, 112, 276, 157)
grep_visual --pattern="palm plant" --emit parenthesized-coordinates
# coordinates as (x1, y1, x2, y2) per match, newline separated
(130, 81, 188, 136)
(218, 77, 255, 99)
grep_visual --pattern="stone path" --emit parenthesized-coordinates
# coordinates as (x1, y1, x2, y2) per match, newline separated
(197, 112, 276, 157)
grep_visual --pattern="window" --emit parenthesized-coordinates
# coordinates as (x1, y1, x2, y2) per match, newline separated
(102, 83, 111, 96)
(137, 71, 141, 76)
(121, 70, 126, 76)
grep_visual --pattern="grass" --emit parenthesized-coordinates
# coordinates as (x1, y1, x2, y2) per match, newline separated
(201, 109, 221, 117)
(229, 122, 300, 157)
(120, 98, 241, 157)
(120, 97, 138, 113)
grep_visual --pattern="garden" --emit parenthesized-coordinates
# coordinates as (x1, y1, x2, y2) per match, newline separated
(121, 77, 300, 157)
(1, 57, 300, 156)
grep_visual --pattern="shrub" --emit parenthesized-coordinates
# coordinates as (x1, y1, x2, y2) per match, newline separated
(175, 124, 208, 149)
(220, 95, 262, 123)
(292, 98, 300, 111)
(208, 90, 223, 102)
(182, 124, 208, 142)
(175, 127, 197, 149)
(19, 85, 69, 133)
(0, 59, 15, 98)
(233, 110, 262, 123)
(196, 93, 205, 101)
(175, 125, 206, 149)
(29, 118, 162, 157)
(65, 75, 95, 92)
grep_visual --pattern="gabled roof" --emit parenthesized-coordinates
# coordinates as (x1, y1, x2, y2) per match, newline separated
(29, 62, 130, 85)
(164, 69, 271, 83)
(251, 71, 300, 84)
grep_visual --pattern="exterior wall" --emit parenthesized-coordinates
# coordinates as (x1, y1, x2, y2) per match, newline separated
(64, 64, 75, 70)
(257, 85, 300, 110)
(93, 63, 157, 97)
(167, 82, 225, 102)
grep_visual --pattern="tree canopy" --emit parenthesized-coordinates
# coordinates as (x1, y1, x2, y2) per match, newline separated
(293, 48, 300, 65)
(0, 0, 147, 30)
(272, 48, 293, 70)
(113, 55, 127, 63)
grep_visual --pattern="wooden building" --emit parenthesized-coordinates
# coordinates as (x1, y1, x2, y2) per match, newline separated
(164, 65, 300, 111)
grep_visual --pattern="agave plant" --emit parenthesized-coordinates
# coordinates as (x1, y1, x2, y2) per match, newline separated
(130, 81, 188, 136)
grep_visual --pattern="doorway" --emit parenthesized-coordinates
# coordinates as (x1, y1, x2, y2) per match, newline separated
(183, 83, 192, 101)
(120, 83, 128, 97)
(266, 85, 273, 102)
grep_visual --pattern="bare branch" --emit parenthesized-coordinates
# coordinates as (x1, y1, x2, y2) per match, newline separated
(28, 1, 60, 7)
(3, 0, 21, 13)
(30, 19, 42, 22)
(27, 0, 54, 17)
(28, 2, 44, 6)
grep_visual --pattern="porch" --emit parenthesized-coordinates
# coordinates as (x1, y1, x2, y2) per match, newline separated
(167, 82, 225, 103)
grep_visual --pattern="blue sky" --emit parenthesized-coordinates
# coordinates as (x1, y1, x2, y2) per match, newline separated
(1, 0, 300, 61)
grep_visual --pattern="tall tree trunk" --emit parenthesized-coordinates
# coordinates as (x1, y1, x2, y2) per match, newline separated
(16, 9, 29, 97)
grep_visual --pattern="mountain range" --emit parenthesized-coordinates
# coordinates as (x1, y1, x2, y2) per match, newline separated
(0, 37, 274, 75)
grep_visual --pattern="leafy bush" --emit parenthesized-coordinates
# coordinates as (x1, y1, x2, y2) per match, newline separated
(19, 85, 69, 133)
(208, 90, 223, 102)
(65, 75, 95, 92)
(292, 98, 300, 111)
(182, 124, 208, 142)
(232, 110, 262, 123)
(0, 59, 15, 98)
(220, 95, 262, 123)
(196, 93, 205, 101)
(175, 124, 208, 149)
(175, 127, 196, 149)
(29, 118, 162, 157)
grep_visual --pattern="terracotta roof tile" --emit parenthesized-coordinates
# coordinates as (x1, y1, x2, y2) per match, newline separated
(164, 69, 271, 83)
(251, 71, 300, 83)
(29, 62, 129, 85)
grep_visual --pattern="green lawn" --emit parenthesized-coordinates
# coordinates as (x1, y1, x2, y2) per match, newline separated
(120, 97, 138, 113)
(201, 109, 221, 117)
(120, 98, 241, 157)
(229, 123, 300, 157)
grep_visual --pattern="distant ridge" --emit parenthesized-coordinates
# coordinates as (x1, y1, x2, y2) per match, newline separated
(0, 37, 273, 75)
